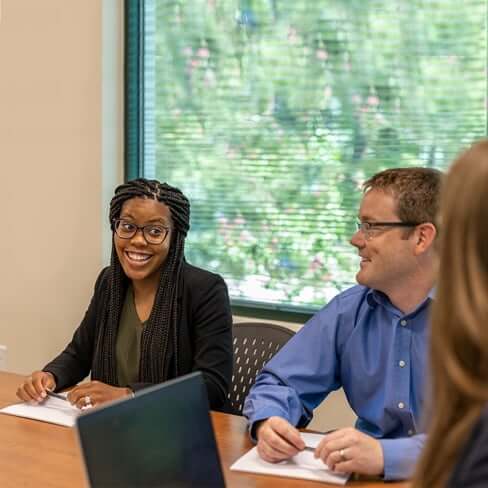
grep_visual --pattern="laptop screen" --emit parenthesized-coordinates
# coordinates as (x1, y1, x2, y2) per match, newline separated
(76, 372, 225, 488)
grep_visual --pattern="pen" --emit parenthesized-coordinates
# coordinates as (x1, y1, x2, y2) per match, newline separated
(303, 429, 337, 450)
(46, 390, 68, 401)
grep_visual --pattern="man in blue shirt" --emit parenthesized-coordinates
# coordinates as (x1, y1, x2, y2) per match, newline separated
(243, 167, 442, 480)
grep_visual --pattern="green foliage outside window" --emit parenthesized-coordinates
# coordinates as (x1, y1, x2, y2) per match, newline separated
(138, 0, 487, 310)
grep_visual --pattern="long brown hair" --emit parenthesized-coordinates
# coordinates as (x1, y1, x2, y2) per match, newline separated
(413, 140, 488, 487)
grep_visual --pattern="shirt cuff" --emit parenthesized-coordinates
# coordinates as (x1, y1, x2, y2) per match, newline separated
(379, 435, 425, 480)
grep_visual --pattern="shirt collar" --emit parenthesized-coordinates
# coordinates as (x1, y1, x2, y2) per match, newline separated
(366, 287, 434, 315)
(366, 289, 393, 308)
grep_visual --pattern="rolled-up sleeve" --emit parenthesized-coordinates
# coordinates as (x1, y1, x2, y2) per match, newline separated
(243, 297, 343, 433)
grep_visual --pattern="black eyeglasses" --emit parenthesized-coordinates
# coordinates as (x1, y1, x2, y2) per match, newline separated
(113, 219, 170, 245)
(356, 221, 419, 240)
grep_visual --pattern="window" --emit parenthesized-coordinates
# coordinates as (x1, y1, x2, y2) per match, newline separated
(126, 0, 487, 313)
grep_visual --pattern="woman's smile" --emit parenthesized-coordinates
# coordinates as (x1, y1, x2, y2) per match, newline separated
(114, 197, 173, 284)
(125, 250, 153, 264)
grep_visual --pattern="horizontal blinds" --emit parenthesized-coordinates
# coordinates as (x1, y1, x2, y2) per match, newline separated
(142, 0, 487, 310)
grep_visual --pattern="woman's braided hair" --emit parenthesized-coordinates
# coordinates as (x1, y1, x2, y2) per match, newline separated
(91, 178, 190, 385)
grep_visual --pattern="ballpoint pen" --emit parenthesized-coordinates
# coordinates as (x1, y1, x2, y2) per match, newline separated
(303, 429, 337, 451)
(46, 390, 68, 401)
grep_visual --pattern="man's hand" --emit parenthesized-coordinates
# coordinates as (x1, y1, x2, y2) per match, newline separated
(256, 416, 305, 463)
(16, 371, 56, 403)
(314, 427, 384, 475)
(67, 381, 132, 409)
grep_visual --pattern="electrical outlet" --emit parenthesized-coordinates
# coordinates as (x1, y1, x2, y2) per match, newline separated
(0, 345, 7, 370)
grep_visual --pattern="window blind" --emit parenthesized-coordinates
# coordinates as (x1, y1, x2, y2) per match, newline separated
(131, 0, 487, 311)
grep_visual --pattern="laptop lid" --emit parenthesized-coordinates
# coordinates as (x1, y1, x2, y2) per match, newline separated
(76, 372, 225, 488)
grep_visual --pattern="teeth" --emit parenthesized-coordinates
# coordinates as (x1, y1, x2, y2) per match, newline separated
(127, 252, 151, 262)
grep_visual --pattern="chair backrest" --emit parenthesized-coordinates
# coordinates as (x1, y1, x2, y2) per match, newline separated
(226, 322, 295, 416)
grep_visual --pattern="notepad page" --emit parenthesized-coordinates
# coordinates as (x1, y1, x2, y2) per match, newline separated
(230, 443, 349, 485)
(0, 394, 80, 427)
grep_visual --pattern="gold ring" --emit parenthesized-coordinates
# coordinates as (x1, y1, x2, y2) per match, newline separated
(339, 448, 347, 461)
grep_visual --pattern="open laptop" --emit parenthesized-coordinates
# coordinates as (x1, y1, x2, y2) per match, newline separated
(76, 372, 225, 488)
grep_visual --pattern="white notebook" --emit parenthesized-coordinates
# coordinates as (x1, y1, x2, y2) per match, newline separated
(0, 393, 81, 427)
(230, 432, 349, 485)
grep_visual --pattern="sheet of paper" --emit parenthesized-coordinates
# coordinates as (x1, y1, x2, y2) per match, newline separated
(0, 393, 80, 427)
(230, 442, 349, 485)
(302, 431, 331, 448)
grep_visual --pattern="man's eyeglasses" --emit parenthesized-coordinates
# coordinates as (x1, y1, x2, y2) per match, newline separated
(113, 219, 170, 245)
(356, 221, 419, 240)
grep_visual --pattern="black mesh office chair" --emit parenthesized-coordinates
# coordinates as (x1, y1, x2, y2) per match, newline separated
(225, 322, 295, 416)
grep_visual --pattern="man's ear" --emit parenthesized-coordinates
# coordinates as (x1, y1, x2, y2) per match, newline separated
(413, 223, 437, 255)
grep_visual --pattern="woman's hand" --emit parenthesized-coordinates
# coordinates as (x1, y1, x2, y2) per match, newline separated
(16, 371, 56, 403)
(67, 380, 132, 409)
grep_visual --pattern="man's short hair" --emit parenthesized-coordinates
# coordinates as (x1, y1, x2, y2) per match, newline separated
(363, 167, 443, 224)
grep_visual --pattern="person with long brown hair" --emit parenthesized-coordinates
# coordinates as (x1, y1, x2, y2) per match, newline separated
(413, 140, 488, 487)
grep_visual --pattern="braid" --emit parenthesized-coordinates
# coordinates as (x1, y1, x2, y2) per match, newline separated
(109, 179, 190, 236)
(92, 178, 190, 385)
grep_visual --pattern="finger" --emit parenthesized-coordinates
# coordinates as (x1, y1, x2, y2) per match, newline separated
(74, 393, 95, 410)
(262, 429, 301, 458)
(333, 459, 355, 474)
(42, 372, 56, 391)
(68, 390, 90, 406)
(315, 430, 351, 461)
(258, 439, 290, 463)
(315, 429, 347, 454)
(325, 448, 348, 470)
(67, 383, 93, 404)
(67, 387, 89, 405)
(68, 381, 114, 407)
(269, 418, 305, 450)
(316, 436, 350, 459)
(16, 384, 33, 402)
(32, 375, 49, 399)
(66, 389, 78, 405)
(23, 378, 43, 402)
(315, 429, 349, 457)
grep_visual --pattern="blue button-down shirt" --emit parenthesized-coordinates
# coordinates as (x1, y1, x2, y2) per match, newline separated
(243, 285, 432, 480)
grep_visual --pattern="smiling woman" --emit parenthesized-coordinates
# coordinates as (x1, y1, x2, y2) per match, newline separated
(114, 199, 174, 287)
(15, 179, 233, 410)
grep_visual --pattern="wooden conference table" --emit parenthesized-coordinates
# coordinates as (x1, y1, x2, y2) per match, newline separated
(0, 372, 408, 487)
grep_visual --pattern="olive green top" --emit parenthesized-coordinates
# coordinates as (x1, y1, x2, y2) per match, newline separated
(115, 285, 146, 386)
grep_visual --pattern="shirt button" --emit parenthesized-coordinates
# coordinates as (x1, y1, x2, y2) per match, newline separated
(408, 429, 414, 436)
(398, 402, 405, 409)
(399, 360, 406, 368)
(400, 320, 407, 327)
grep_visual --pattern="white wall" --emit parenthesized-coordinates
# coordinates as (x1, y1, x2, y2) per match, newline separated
(0, 0, 122, 374)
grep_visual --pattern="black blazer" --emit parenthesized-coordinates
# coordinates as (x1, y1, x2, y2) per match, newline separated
(448, 407, 488, 487)
(43, 262, 233, 409)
